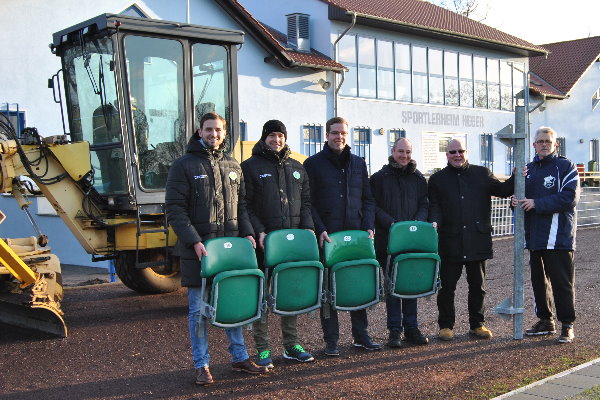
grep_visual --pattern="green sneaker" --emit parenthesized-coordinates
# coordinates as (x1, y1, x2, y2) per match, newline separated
(256, 350, 274, 369)
(283, 345, 314, 362)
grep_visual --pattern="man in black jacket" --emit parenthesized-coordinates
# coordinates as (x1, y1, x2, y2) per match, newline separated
(165, 112, 269, 386)
(428, 138, 513, 341)
(304, 116, 382, 356)
(241, 120, 315, 369)
(370, 137, 429, 347)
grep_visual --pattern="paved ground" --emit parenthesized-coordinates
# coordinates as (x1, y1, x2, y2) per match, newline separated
(1, 227, 599, 399)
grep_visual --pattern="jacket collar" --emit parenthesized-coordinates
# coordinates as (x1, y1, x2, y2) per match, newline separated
(533, 151, 558, 164)
(252, 140, 291, 162)
(387, 157, 417, 175)
(447, 161, 469, 172)
(186, 132, 223, 158)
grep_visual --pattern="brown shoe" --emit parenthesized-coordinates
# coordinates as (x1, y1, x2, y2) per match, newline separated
(469, 326, 493, 339)
(195, 367, 213, 386)
(232, 358, 270, 375)
(438, 328, 454, 341)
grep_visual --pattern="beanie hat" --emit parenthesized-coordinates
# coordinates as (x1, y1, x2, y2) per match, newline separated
(261, 120, 287, 142)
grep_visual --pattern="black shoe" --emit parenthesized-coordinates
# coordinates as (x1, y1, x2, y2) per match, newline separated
(558, 324, 574, 344)
(387, 330, 402, 348)
(525, 319, 556, 336)
(404, 327, 429, 345)
(353, 337, 383, 351)
(324, 342, 340, 356)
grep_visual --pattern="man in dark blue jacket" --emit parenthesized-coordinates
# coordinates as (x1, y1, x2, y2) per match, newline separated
(512, 126, 579, 343)
(304, 116, 382, 356)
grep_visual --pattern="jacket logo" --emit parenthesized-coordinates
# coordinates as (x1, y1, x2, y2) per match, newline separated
(229, 171, 238, 181)
(259, 173, 272, 179)
(293, 171, 301, 179)
(194, 175, 208, 179)
(543, 175, 556, 188)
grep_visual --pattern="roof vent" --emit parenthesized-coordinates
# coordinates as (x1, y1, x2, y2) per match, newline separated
(287, 13, 310, 52)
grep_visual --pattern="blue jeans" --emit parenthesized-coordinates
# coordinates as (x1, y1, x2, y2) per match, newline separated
(386, 296, 418, 332)
(188, 287, 249, 368)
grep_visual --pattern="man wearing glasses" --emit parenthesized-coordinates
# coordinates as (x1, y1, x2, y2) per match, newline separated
(428, 138, 513, 341)
(511, 127, 579, 343)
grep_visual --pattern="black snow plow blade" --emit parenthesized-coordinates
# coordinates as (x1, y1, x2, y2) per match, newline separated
(0, 299, 67, 337)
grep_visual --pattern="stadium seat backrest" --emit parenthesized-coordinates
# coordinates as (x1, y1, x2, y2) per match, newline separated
(264, 229, 319, 267)
(387, 221, 438, 255)
(201, 237, 258, 278)
(323, 230, 376, 267)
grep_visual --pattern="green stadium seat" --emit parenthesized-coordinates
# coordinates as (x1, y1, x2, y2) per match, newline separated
(264, 229, 325, 315)
(323, 230, 381, 311)
(200, 237, 264, 328)
(386, 221, 441, 299)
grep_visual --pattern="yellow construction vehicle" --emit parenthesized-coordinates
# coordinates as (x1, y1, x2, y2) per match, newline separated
(0, 14, 251, 334)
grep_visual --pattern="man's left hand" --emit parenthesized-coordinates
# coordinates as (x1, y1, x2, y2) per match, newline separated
(245, 235, 257, 249)
(367, 229, 374, 239)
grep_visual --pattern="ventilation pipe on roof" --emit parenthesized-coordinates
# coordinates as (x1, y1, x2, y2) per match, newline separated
(333, 12, 357, 117)
(287, 13, 310, 52)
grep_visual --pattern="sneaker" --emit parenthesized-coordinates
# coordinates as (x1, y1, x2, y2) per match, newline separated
(195, 367, 213, 386)
(525, 319, 556, 336)
(469, 326, 493, 339)
(387, 330, 402, 348)
(231, 358, 270, 375)
(256, 350, 274, 369)
(404, 327, 429, 345)
(558, 325, 574, 344)
(352, 337, 383, 351)
(438, 328, 454, 341)
(284, 345, 314, 362)
(324, 342, 340, 356)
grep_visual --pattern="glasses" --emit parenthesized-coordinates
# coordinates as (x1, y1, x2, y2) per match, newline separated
(535, 140, 553, 145)
(448, 149, 466, 154)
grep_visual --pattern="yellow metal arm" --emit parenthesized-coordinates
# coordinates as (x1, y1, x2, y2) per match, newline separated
(0, 238, 37, 287)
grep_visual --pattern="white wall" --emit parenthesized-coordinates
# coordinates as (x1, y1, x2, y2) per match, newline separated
(530, 60, 600, 166)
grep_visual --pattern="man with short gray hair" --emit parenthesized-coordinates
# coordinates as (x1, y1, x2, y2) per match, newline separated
(511, 126, 579, 343)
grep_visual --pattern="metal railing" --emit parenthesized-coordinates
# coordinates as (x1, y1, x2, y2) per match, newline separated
(491, 186, 600, 236)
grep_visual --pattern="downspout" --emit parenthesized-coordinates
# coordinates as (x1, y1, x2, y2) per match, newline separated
(332, 12, 356, 117)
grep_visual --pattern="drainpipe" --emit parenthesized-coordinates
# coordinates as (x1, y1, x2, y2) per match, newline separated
(332, 12, 356, 117)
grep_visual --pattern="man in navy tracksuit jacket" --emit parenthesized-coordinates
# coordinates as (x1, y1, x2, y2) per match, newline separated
(512, 126, 579, 343)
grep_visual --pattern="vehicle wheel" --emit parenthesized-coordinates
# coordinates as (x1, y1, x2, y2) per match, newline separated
(115, 250, 181, 294)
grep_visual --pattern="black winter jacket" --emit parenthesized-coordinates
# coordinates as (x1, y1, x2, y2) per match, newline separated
(370, 158, 428, 259)
(303, 143, 375, 234)
(165, 134, 254, 286)
(428, 162, 513, 263)
(241, 141, 314, 234)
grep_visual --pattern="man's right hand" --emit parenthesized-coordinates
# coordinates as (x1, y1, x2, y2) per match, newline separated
(193, 242, 208, 259)
(319, 231, 331, 248)
(258, 232, 267, 250)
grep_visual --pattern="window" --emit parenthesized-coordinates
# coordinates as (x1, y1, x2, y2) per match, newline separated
(513, 63, 526, 105)
(592, 88, 600, 111)
(353, 127, 371, 171)
(377, 40, 394, 100)
(444, 51, 459, 106)
(480, 133, 494, 170)
(500, 61, 513, 111)
(556, 137, 566, 156)
(428, 49, 444, 105)
(395, 43, 411, 101)
(459, 53, 474, 107)
(240, 120, 247, 141)
(358, 37, 376, 98)
(338, 35, 357, 96)
(474, 56, 487, 108)
(389, 128, 406, 149)
(303, 124, 323, 156)
(412, 46, 428, 103)
(487, 59, 500, 110)
(505, 145, 514, 176)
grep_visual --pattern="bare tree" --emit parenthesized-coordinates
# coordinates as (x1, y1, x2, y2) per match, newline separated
(429, 0, 490, 21)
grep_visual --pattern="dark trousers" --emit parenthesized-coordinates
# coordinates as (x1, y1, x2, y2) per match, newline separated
(320, 306, 369, 345)
(386, 296, 418, 332)
(529, 249, 575, 324)
(437, 259, 487, 330)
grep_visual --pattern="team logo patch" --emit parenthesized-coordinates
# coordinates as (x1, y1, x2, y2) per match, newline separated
(228, 171, 238, 181)
(293, 171, 301, 180)
(543, 175, 556, 188)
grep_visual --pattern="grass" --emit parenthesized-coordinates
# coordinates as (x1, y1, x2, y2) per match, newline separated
(568, 385, 600, 400)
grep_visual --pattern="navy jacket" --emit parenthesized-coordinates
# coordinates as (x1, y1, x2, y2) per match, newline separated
(524, 152, 579, 251)
(303, 143, 375, 234)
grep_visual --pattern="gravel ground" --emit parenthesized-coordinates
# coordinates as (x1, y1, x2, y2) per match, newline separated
(1, 227, 599, 400)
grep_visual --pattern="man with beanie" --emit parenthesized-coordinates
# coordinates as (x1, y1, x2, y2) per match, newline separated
(304, 116, 382, 356)
(165, 112, 269, 386)
(370, 137, 430, 348)
(241, 119, 315, 369)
